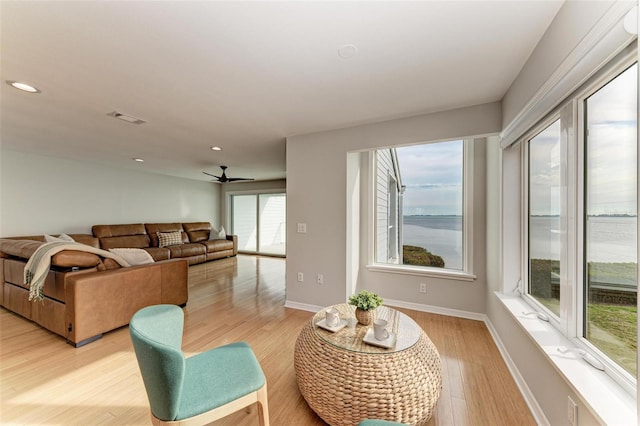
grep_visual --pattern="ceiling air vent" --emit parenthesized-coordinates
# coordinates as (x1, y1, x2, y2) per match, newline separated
(108, 111, 146, 125)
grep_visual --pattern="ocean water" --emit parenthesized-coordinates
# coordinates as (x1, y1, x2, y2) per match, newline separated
(529, 216, 637, 263)
(401, 215, 638, 270)
(402, 216, 462, 270)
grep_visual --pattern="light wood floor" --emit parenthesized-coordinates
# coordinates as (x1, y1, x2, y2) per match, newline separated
(1, 255, 536, 426)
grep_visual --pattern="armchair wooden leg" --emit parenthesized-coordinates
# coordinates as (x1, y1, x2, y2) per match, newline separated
(256, 384, 270, 426)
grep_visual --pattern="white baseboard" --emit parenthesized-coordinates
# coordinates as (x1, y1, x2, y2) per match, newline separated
(483, 317, 549, 426)
(283, 300, 323, 313)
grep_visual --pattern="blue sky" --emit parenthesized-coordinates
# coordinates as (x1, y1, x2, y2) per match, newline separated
(529, 63, 637, 216)
(395, 139, 463, 216)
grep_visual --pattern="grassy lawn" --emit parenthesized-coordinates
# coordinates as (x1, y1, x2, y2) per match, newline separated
(530, 259, 637, 375)
(535, 296, 637, 375)
(403, 245, 444, 268)
(587, 304, 637, 375)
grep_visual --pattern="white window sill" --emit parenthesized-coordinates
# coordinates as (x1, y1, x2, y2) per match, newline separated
(366, 264, 476, 281)
(495, 292, 636, 425)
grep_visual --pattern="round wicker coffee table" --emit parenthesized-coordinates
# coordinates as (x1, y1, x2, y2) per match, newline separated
(294, 304, 442, 426)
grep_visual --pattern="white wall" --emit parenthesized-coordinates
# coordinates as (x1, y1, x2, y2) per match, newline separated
(502, 0, 619, 128)
(285, 102, 501, 311)
(0, 149, 221, 236)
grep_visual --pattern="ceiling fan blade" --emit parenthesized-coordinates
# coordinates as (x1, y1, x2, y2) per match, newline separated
(226, 177, 255, 182)
(202, 171, 221, 179)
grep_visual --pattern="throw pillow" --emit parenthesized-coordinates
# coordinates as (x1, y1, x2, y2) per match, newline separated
(157, 231, 183, 247)
(108, 248, 155, 265)
(44, 233, 75, 243)
(210, 226, 227, 240)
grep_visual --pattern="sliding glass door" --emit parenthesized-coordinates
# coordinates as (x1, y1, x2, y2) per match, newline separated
(231, 193, 286, 256)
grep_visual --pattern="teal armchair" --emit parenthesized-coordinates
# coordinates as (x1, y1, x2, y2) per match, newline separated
(129, 304, 269, 425)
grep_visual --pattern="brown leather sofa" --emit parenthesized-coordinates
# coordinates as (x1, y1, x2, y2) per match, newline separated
(92, 222, 237, 265)
(0, 234, 188, 347)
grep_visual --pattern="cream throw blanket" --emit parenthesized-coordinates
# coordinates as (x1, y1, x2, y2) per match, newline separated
(25, 241, 131, 302)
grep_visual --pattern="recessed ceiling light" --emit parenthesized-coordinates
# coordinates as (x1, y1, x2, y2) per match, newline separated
(211, 146, 222, 151)
(133, 158, 144, 162)
(338, 44, 358, 59)
(6, 80, 41, 93)
(108, 111, 147, 125)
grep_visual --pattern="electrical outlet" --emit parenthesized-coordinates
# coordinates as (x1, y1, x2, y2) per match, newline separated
(297, 272, 304, 282)
(297, 223, 307, 233)
(567, 396, 577, 426)
(419, 283, 427, 293)
(317, 274, 324, 284)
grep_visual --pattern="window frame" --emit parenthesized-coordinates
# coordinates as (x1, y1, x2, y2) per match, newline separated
(575, 58, 638, 387)
(367, 139, 476, 281)
(521, 114, 567, 333)
(520, 52, 638, 393)
(228, 189, 287, 257)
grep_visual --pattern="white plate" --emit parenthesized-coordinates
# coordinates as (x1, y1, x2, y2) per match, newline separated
(363, 327, 397, 349)
(316, 318, 348, 332)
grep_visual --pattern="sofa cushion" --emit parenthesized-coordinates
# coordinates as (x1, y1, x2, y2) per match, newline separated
(211, 226, 227, 240)
(157, 231, 183, 248)
(44, 233, 74, 243)
(52, 251, 103, 268)
(144, 247, 171, 262)
(168, 243, 206, 259)
(3, 234, 100, 249)
(93, 224, 147, 238)
(145, 223, 188, 247)
(98, 235, 151, 250)
(183, 222, 212, 243)
(200, 239, 234, 252)
(0, 239, 101, 268)
(93, 224, 151, 250)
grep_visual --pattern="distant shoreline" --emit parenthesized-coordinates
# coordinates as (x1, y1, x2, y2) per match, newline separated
(403, 214, 461, 217)
(529, 214, 637, 218)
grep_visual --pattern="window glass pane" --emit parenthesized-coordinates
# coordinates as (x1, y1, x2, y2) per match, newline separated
(528, 119, 561, 317)
(584, 63, 637, 376)
(232, 195, 257, 252)
(375, 140, 464, 270)
(259, 193, 286, 255)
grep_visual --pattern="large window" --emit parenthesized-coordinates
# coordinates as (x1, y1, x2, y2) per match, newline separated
(582, 63, 637, 376)
(374, 140, 471, 275)
(231, 193, 286, 256)
(524, 59, 637, 381)
(527, 119, 562, 317)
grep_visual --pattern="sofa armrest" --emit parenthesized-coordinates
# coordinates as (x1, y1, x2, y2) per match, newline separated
(0, 238, 102, 268)
(226, 234, 238, 255)
(64, 259, 188, 345)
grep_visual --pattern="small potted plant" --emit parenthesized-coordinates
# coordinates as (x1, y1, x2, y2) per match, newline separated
(348, 290, 383, 325)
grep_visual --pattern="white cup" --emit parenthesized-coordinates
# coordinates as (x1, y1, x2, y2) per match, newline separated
(325, 308, 340, 327)
(373, 319, 389, 340)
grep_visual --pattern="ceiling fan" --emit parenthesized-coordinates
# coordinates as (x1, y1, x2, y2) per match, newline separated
(203, 165, 254, 183)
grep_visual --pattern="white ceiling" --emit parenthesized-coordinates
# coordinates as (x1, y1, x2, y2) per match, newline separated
(1, 1, 563, 182)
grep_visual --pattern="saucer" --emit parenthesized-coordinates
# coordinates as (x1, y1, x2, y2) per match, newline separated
(316, 318, 348, 333)
(363, 328, 396, 349)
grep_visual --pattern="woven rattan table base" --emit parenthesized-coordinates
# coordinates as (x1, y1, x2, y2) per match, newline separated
(294, 313, 442, 425)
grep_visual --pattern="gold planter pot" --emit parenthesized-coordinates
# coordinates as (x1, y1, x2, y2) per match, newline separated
(355, 308, 376, 326)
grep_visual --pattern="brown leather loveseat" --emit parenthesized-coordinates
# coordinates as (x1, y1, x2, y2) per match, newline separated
(0, 234, 188, 346)
(92, 222, 237, 265)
